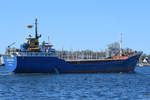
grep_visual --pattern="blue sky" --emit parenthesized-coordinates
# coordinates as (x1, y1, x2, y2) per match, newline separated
(0, 0, 150, 54)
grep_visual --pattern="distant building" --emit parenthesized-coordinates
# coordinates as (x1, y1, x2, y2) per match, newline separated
(106, 42, 120, 57)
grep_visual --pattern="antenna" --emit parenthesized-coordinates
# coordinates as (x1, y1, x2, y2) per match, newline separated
(120, 33, 122, 56)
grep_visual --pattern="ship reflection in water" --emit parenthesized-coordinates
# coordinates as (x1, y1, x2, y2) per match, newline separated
(0, 66, 150, 100)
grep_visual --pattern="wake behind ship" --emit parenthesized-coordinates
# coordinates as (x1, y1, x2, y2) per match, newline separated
(4, 19, 142, 73)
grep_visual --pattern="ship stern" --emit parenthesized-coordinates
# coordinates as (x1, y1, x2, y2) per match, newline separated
(3, 56, 17, 72)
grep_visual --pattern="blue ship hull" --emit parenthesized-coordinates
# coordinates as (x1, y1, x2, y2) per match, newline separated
(3, 53, 142, 73)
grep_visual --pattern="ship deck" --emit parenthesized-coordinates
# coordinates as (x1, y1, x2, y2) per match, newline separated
(65, 58, 123, 64)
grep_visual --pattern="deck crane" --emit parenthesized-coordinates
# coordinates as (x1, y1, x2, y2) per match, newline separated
(8, 42, 16, 48)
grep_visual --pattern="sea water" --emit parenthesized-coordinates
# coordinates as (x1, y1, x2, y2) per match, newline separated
(0, 66, 150, 100)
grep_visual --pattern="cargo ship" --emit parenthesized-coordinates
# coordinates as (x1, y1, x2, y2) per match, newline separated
(3, 19, 142, 73)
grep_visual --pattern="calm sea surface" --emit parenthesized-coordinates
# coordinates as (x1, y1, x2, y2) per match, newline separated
(0, 66, 150, 100)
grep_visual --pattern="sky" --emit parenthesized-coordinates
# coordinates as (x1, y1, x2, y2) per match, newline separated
(0, 0, 150, 54)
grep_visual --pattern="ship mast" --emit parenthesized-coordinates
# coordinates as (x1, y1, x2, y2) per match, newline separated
(120, 33, 122, 56)
(34, 18, 41, 40)
(35, 18, 38, 39)
(48, 36, 50, 44)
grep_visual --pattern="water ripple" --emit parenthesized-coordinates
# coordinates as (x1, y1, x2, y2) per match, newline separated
(0, 66, 150, 100)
